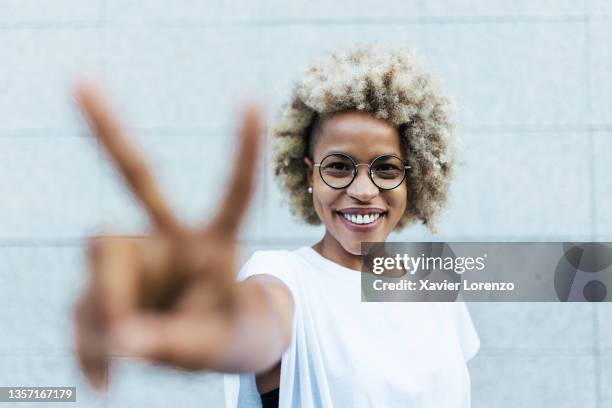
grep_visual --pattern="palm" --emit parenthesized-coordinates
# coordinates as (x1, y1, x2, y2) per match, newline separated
(72, 81, 263, 390)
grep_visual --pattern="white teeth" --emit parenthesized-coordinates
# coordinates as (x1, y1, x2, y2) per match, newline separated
(342, 212, 382, 225)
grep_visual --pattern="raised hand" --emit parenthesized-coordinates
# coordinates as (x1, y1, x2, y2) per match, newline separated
(72, 80, 264, 391)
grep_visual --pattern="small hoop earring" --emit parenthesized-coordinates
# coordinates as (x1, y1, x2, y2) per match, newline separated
(307, 186, 313, 194)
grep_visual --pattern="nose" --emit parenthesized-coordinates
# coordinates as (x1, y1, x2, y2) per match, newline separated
(346, 166, 379, 202)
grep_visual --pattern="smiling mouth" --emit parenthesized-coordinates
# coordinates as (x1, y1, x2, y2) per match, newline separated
(336, 210, 387, 225)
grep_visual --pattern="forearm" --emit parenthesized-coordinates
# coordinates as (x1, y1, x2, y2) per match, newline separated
(198, 278, 294, 373)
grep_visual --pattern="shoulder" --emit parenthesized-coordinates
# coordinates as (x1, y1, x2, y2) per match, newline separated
(244, 249, 293, 264)
(237, 249, 301, 290)
(240, 249, 294, 274)
(436, 302, 480, 363)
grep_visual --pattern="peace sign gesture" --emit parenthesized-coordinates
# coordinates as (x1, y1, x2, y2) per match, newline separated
(72, 80, 270, 391)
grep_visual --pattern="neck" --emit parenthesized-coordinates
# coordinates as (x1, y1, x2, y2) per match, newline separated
(312, 231, 363, 272)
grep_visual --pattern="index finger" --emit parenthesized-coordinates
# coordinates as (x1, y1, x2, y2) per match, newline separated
(74, 80, 181, 234)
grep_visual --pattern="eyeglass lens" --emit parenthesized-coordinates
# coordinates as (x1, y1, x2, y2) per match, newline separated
(319, 154, 405, 190)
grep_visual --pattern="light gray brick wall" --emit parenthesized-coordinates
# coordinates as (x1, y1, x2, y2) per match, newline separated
(0, 1, 609, 407)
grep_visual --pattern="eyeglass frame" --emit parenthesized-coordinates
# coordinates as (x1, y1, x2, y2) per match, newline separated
(312, 152, 411, 190)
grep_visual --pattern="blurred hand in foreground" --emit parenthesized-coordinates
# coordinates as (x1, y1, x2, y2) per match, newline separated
(73, 80, 264, 391)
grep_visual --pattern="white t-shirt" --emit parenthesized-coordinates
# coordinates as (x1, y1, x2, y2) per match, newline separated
(224, 246, 480, 408)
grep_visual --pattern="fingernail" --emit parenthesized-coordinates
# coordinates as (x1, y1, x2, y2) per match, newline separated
(90, 370, 108, 394)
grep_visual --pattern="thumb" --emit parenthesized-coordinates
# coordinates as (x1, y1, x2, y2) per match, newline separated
(108, 317, 161, 359)
(108, 313, 230, 370)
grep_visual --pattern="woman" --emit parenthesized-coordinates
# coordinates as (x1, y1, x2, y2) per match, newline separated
(73, 44, 479, 408)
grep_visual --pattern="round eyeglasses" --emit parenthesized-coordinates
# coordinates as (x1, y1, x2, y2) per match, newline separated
(313, 153, 410, 190)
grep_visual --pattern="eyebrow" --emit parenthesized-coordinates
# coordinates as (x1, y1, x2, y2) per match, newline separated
(321, 150, 403, 161)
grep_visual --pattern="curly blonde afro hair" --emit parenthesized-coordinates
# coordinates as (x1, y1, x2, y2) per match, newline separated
(272, 44, 457, 232)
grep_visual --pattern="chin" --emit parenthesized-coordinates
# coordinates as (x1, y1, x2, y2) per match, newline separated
(338, 238, 368, 256)
(335, 229, 389, 255)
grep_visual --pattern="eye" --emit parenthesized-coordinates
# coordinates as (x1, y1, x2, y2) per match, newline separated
(326, 162, 351, 171)
(371, 157, 404, 179)
(373, 163, 398, 172)
(319, 154, 355, 179)
(322, 162, 353, 178)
